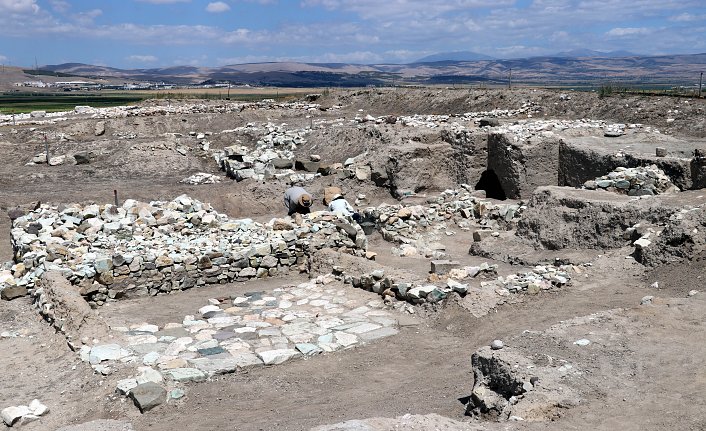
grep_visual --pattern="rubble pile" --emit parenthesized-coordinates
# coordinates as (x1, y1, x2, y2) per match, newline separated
(180, 172, 221, 185)
(356, 104, 542, 128)
(363, 189, 524, 249)
(490, 264, 573, 294)
(5, 195, 367, 305)
(336, 262, 572, 306)
(496, 119, 655, 142)
(214, 122, 316, 183)
(583, 165, 678, 196)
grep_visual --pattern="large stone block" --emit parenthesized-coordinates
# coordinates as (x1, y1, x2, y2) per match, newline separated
(430, 259, 460, 275)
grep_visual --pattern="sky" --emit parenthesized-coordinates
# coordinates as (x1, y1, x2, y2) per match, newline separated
(0, 0, 705, 68)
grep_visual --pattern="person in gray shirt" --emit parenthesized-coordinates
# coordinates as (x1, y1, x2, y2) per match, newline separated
(284, 186, 313, 216)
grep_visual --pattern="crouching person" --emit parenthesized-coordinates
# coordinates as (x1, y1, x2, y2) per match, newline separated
(328, 194, 360, 222)
(284, 186, 313, 216)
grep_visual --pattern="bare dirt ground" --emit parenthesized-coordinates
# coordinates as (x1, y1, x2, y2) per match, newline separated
(1, 88, 706, 431)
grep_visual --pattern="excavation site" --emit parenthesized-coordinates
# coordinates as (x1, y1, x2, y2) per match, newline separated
(1, 87, 705, 431)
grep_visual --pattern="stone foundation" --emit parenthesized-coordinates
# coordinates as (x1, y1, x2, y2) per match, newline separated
(7, 195, 366, 305)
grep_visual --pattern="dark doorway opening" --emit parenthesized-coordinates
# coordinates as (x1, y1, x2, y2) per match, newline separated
(475, 169, 507, 200)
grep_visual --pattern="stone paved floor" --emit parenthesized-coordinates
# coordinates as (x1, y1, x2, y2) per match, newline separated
(80, 276, 401, 395)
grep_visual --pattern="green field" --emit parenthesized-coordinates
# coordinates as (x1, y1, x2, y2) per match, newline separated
(0, 89, 318, 114)
(0, 92, 147, 114)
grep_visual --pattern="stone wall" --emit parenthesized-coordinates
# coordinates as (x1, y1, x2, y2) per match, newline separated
(7, 195, 366, 306)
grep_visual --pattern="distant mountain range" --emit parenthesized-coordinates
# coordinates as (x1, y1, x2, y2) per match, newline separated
(414, 51, 495, 63)
(413, 49, 638, 63)
(39, 52, 706, 87)
(552, 49, 638, 58)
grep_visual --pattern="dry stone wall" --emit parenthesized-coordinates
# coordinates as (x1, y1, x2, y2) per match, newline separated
(5, 195, 366, 306)
(582, 165, 678, 196)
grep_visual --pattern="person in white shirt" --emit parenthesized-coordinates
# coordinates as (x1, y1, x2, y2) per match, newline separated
(328, 194, 360, 222)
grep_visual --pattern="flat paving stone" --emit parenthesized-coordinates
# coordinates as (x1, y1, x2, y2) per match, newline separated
(358, 327, 400, 342)
(84, 278, 407, 405)
(258, 348, 301, 365)
(163, 368, 207, 383)
(188, 358, 239, 376)
(345, 323, 382, 334)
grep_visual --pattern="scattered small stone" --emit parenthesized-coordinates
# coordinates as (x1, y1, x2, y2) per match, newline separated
(1, 406, 29, 427)
(1, 399, 49, 427)
(640, 295, 654, 305)
(169, 389, 185, 400)
(490, 339, 504, 350)
(573, 339, 591, 346)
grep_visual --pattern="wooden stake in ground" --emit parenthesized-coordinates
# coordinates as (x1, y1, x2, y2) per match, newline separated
(114, 190, 119, 206)
(44, 134, 49, 164)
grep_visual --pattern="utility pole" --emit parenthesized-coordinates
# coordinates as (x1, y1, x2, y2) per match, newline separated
(700, 72, 703, 98)
(508, 68, 512, 90)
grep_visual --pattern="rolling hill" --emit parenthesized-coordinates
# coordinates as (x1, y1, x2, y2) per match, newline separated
(36, 52, 706, 88)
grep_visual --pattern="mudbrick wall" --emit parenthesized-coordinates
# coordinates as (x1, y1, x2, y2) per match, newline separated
(559, 142, 696, 190)
(516, 186, 681, 250)
(487, 132, 561, 199)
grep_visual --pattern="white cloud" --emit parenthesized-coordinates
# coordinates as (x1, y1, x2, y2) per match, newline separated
(302, 0, 514, 20)
(49, 0, 69, 13)
(606, 27, 651, 37)
(206, 1, 230, 13)
(0, 54, 8, 63)
(549, 30, 569, 41)
(127, 55, 158, 62)
(381, 50, 427, 62)
(0, 0, 39, 13)
(74, 8, 102, 24)
(495, 45, 545, 57)
(669, 13, 706, 22)
(136, 0, 190, 3)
